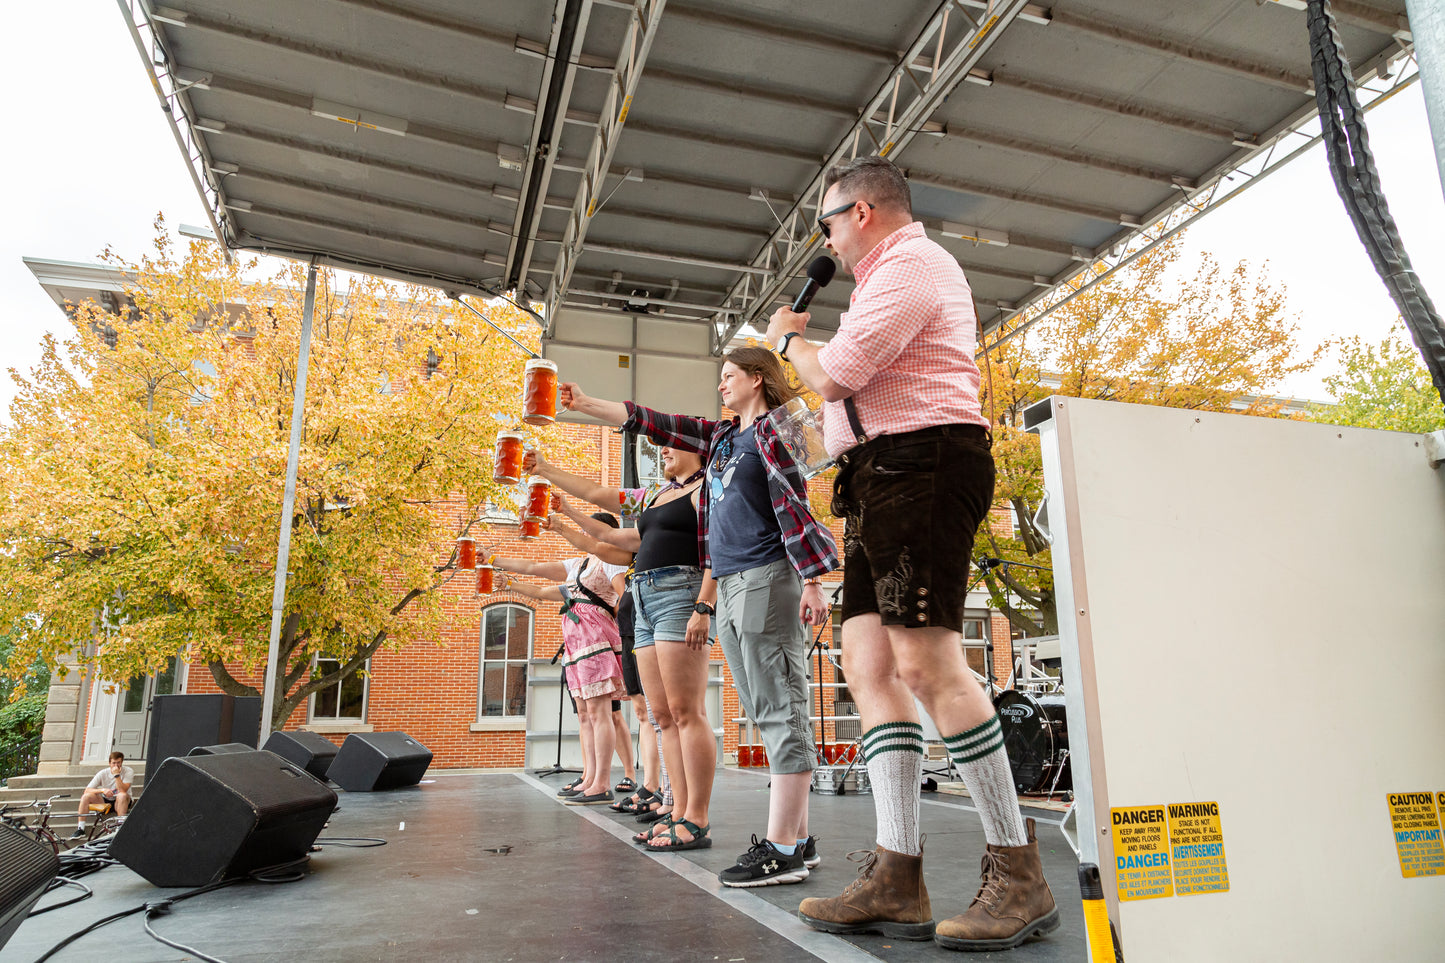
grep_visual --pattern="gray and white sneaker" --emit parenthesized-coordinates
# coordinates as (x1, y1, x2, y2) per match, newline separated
(719, 834, 809, 888)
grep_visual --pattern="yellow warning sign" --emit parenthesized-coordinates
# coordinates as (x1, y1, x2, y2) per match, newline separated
(1166, 801, 1229, 895)
(1387, 792, 1445, 878)
(1111, 805, 1173, 901)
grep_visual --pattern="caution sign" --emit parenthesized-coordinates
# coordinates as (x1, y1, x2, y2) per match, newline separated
(1387, 792, 1445, 878)
(1166, 801, 1229, 895)
(1111, 805, 1173, 901)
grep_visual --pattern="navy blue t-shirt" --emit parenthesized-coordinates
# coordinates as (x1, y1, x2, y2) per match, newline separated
(707, 424, 787, 577)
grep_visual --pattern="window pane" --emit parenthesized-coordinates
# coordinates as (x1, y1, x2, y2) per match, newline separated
(963, 620, 985, 639)
(123, 675, 146, 712)
(337, 669, 365, 718)
(154, 657, 178, 696)
(506, 609, 532, 660)
(483, 612, 508, 661)
(481, 665, 506, 717)
(505, 665, 527, 717)
(314, 682, 339, 718)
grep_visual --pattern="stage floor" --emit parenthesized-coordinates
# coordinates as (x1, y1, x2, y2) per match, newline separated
(5, 768, 1086, 962)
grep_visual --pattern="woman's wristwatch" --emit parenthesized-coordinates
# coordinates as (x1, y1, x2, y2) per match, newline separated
(693, 601, 715, 616)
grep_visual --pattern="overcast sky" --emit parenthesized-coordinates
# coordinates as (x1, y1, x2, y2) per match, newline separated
(3, 2, 1441, 418)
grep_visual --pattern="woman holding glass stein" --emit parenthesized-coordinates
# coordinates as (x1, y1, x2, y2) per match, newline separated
(556, 346, 839, 887)
(525, 445, 718, 851)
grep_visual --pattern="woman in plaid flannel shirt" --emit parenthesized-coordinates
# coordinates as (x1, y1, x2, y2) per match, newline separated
(559, 346, 839, 887)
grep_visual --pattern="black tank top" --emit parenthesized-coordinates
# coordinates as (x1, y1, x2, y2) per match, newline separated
(635, 491, 700, 572)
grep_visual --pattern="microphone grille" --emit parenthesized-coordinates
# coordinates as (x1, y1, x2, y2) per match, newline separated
(806, 255, 836, 287)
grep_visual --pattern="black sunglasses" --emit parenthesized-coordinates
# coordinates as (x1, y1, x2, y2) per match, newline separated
(817, 200, 875, 239)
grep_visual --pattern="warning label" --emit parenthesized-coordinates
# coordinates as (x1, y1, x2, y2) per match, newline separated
(1111, 805, 1173, 901)
(1387, 792, 1445, 878)
(1166, 801, 1229, 895)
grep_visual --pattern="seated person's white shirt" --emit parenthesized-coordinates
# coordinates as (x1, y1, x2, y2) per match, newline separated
(87, 765, 135, 793)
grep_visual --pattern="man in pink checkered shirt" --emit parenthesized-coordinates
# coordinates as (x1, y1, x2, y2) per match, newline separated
(768, 155, 1057, 953)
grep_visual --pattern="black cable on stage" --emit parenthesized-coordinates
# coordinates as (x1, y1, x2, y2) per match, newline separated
(143, 904, 230, 963)
(1306, 0, 1445, 409)
(315, 836, 388, 847)
(27, 877, 93, 917)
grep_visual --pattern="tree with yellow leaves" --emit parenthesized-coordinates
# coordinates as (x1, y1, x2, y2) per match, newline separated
(977, 235, 1318, 636)
(0, 221, 562, 729)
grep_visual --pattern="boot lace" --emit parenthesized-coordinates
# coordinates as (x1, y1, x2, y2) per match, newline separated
(969, 850, 1010, 909)
(841, 849, 879, 896)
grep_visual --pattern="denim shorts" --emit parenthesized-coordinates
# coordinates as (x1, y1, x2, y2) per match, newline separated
(631, 565, 704, 649)
(833, 424, 994, 631)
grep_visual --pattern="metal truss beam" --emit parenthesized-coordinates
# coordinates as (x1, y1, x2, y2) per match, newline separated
(116, 0, 229, 255)
(982, 58, 1420, 351)
(710, 0, 1038, 352)
(506, 0, 592, 295)
(544, 0, 669, 333)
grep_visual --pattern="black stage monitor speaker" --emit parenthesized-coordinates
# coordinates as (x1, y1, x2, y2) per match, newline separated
(146, 694, 262, 762)
(329, 732, 432, 791)
(110, 751, 337, 887)
(187, 742, 256, 756)
(0, 823, 59, 951)
(263, 731, 339, 780)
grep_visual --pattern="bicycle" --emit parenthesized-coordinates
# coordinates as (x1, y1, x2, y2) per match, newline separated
(0, 793, 71, 854)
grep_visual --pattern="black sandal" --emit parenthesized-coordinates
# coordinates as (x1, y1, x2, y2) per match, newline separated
(614, 777, 637, 793)
(645, 818, 711, 852)
(633, 814, 675, 845)
(610, 786, 655, 813)
(634, 799, 669, 823)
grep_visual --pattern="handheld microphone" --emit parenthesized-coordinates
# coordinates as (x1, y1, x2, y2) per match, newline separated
(791, 255, 836, 313)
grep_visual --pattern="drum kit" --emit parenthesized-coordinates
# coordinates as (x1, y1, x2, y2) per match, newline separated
(992, 636, 1072, 800)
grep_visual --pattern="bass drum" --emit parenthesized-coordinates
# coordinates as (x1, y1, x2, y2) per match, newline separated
(993, 690, 1070, 794)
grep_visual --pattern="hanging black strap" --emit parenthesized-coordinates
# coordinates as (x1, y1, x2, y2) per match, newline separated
(570, 557, 616, 618)
(844, 397, 867, 445)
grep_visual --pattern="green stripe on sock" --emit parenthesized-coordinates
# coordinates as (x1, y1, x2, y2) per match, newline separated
(864, 741, 925, 760)
(861, 722, 925, 763)
(862, 721, 923, 742)
(942, 715, 1000, 751)
(950, 731, 1005, 765)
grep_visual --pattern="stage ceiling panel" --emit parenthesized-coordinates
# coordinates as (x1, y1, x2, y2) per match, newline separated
(122, 0, 1414, 357)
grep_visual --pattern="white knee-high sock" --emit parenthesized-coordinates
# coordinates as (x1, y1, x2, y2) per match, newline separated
(943, 715, 1028, 847)
(862, 721, 924, 856)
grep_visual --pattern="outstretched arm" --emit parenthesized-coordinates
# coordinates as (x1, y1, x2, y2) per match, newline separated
(524, 450, 620, 509)
(558, 495, 641, 549)
(497, 575, 564, 601)
(545, 515, 636, 565)
(492, 555, 568, 581)
(558, 382, 629, 426)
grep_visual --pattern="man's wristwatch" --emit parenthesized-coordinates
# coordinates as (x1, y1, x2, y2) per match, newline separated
(693, 601, 715, 616)
(778, 331, 800, 359)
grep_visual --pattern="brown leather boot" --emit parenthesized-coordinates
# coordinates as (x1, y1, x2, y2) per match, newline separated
(934, 817, 1059, 952)
(797, 845, 934, 940)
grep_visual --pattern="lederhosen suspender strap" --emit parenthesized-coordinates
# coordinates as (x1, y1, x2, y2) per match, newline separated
(843, 397, 868, 445)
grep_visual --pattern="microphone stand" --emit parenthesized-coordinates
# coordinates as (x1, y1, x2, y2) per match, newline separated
(533, 644, 583, 779)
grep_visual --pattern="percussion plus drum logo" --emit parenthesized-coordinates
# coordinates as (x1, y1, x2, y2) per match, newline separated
(998, 702, 1034, 720)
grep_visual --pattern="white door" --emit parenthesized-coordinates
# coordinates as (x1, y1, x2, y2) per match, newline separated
(109, 657, 180, 762)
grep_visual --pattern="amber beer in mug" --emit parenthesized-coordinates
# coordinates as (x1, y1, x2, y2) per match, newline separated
(493, 431, 525, 484)
(525, 476, 552, 522)
(456, 536, 476, 570)
(522, 359, 559, 425)
(475, 564, 495, 594)
(519, 518, 541, 540)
